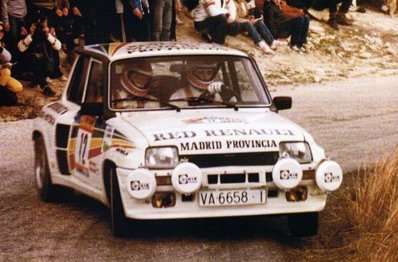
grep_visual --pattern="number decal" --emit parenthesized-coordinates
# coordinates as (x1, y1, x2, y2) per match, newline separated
(74, 115, 96, 177)
(78, 132, 89, 165)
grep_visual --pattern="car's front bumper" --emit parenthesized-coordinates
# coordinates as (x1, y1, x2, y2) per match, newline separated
(116, 166, 328, 220)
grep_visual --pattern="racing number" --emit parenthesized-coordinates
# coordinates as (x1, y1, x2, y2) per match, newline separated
(78, 132, 89, 165)
(74, 115, 96, 176)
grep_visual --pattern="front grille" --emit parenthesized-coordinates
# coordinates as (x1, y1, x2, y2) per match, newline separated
(180, 152, 279, 168)
(208, 172, 260, 185)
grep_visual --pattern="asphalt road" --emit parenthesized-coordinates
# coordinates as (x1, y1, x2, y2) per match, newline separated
(0, 75, 397, 261)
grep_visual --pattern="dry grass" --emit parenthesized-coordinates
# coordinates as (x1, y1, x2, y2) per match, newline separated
(345, 147, 398, 261)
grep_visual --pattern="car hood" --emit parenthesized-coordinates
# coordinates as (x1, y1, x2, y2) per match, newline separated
(119, 109, 307, 154)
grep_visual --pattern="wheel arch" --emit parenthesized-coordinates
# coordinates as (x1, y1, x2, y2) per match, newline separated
(103, 159, 117, 204)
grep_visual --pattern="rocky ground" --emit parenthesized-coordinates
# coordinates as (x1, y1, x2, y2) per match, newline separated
(1, 6, 397, 121)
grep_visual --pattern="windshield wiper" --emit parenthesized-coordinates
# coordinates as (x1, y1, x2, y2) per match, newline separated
(169, 96, 238, 110)
(111, 95, 181, 111)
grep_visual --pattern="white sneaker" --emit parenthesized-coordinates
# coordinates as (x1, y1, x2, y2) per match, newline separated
(299, 46, 308, 53)
(270, 39, 287, 50)
(257, 40, 274, 55)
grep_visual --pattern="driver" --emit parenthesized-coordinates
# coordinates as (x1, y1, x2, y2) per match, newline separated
(114, 61, 159, 109)
(170, 60, 222, 100)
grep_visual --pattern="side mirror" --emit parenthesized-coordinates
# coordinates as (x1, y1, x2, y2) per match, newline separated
(80, 102, 103, 116)
(273, 96, 292, 111)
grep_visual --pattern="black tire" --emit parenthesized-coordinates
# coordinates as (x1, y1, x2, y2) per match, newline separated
(110, 167, 130, 237)
(34, 135, 58, 202)
(287, 212, 319, 237)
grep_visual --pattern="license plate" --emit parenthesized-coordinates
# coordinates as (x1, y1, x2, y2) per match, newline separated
(198, 189, 266, 206)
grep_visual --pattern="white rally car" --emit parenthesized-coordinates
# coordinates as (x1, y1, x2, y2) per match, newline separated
(33, 42, 343, 237)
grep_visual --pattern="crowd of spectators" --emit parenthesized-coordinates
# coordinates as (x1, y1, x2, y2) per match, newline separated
(0, 0, 354, 106)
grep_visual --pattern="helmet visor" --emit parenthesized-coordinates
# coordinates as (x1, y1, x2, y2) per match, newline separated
(127, 70, 151, 90)
(193, 68, 217, 82)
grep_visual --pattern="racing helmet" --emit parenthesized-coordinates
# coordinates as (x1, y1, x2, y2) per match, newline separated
(186, 61, 221, 90)
(121, 61, 153, 97)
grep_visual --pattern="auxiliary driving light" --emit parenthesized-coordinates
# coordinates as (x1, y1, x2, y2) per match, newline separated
(126, 169, 156, 199)
(272, 158, 303, 190)
(151, 192, 176, 208)
(285, 186, 308, 202)
(171, 162, 202, 194)
(315, 160, 343, 192)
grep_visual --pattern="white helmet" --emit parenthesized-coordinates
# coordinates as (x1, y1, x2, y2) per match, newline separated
(121, 61, 153, 97)
(186, 61, 220, 90)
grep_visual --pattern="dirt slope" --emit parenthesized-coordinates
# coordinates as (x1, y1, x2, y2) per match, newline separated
(1, 7, 397, 121)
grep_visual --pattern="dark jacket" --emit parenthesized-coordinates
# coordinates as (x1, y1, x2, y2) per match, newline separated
(263, 0, 286, 38)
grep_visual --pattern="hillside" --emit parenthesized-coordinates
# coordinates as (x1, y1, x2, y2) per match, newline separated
(1, 7, 397, 121)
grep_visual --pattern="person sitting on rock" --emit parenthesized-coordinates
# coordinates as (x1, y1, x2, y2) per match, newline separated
(263, 0, 309, 53)
(234, 0, 285, 53)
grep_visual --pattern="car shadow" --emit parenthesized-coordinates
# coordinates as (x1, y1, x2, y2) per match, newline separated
(60, 191, 292, 241)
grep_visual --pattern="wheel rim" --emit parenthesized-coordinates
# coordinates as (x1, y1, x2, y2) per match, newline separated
(34, 142, 46, 189)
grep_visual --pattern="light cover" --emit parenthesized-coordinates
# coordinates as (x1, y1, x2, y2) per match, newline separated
(145, 147, 179, 168)
(279, 142, 312, 163)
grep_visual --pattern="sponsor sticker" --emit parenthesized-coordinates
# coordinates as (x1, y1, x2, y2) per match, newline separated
(102, 126, 114, 152)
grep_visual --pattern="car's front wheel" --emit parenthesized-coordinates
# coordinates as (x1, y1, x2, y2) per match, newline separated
(110, 167, 130, 237)
(287, 212, 319, 237)
(34, 135, 57, 202)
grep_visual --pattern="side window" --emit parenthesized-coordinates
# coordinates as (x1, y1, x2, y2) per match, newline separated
(84, 60, 104, 103)
(67, 56, 90, 104)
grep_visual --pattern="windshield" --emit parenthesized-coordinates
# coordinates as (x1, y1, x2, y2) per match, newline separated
(109, 55, 270, 111)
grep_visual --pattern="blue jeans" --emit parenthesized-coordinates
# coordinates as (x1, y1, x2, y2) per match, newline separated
(254, 20, 275, 46)
(279, 16, 309, 46)
(226, 21, 263, 45)
(151, 0, 173, 41)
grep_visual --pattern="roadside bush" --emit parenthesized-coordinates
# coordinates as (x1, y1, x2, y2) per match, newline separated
(345, 148, 398, 261)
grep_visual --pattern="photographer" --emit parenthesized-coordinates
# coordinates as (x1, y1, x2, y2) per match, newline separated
(17, 14, 61, 97)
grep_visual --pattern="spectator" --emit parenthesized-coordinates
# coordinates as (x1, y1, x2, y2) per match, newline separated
(54, 0, 75, 63)
(310, 0, 353, 30)
(69, 0, 85, 43)
(235, 0, 285, 52)
(69, 0, 116, 45)
(191, 0, 228, 44)
(263, 0, 309, 53)
(0, 24, 23, 106)
(17, 14, 61, 96)
(122, 0, 151, 42)
(150, 0, 173, 41)
(0, 0, 28, 62)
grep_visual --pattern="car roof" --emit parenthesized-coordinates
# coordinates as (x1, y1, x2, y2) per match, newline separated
(77, 42, 250, 61)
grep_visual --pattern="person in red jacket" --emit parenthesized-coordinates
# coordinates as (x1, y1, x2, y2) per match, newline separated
(263, 0, 309, 53)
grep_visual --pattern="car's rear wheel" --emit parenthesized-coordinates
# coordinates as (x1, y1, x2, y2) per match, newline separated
(110, 167, 130, 237)
(287, 212, 319, 237)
